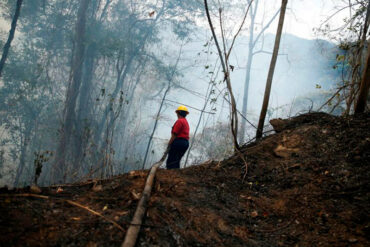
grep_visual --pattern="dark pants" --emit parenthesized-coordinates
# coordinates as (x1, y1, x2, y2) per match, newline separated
(166, 138, 189, 169)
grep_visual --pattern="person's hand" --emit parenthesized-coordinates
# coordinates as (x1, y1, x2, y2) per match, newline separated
(165, 144, 171, 153)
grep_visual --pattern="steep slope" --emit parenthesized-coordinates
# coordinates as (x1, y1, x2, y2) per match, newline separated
(0, 112, 369, 247)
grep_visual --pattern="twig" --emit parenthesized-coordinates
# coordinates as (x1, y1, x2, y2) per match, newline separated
(253, 218, 294, 233)
(163, 99, 216, 114)
(0, 193, 49, 199)
(0, 193, 125, 232)
(65, 199, 125, 232)
(317, 85, 346, 112)
(226, 1, 254, 60)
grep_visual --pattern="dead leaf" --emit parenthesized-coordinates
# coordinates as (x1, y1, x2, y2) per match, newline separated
(56, 187, 63, 193)
(251, 210, 258, 217)
(129, 171, 135, 175)
(117, 211, 129, 216)
(149, 11, 155, 17)
(30, 185, 42, 194)
(131, 191, 141, 200)
(103, 205, 108, 211)
(217, 219, 229, 232)
(348, 238, 358, 243)
(86, 241, 97, 247)
(92, 185, 103, 192)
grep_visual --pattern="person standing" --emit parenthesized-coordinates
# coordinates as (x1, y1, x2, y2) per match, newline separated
(166, 105, 190, 169)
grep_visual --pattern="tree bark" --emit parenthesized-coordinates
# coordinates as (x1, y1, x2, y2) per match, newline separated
(256, 0, 287, 139)
(354, 42, 370, 113)
(53, 0, 90, 183)
(0, 0, 23, 78)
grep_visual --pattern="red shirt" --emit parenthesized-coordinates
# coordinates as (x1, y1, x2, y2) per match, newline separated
(172, 118, 190, 140)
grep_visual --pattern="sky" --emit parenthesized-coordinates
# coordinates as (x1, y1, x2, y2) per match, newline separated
(285, 0, 347, 40)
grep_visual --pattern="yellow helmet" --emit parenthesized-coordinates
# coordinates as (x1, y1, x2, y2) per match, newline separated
(176, 105, 189, 113)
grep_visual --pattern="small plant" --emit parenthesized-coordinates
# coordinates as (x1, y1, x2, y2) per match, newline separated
(33, 151, 52, 185)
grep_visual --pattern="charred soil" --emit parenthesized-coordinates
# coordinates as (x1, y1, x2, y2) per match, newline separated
(0, 112, 369, 246)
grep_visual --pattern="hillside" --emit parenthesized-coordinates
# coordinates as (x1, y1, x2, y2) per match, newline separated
(0, 112, 369, 247)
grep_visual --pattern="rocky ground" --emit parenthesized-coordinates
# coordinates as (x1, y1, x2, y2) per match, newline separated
(0, 112, 369, 246)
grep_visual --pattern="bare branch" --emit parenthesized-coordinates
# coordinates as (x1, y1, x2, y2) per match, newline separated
(226, 1, 254, 60)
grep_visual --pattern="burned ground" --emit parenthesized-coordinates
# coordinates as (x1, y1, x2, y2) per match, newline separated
(0, 112, 369, 246)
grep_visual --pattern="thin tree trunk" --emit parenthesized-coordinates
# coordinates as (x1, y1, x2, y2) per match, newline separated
(118, 60, 150, 171)
(142, 83, 170, 170)
(240, 2, 281, 143)
(141, 47, 182, 169)
(74, 43, 96, 171)
(204, 0, 240, 150)
(256, 0, 287, 139)
(14, 126, 31, 187)
(53, 0, 90, 183)
(184, 83, 213, 167)
(94, 54, 134, 149)
(345, 2, 370, 114)
(0, 0, 23, 77)
(94, 8, 165, 149)
(354, 42, 370, 113)
(240, 3, 256, 143)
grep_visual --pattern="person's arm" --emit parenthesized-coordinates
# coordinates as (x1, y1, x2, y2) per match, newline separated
(168, 133, 177, 146)
(169, 120, 182, 146)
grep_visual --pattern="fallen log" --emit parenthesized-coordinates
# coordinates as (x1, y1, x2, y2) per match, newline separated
(122, 150, 168, 247)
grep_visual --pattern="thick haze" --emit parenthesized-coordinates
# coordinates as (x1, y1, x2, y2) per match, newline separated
(0, 0, 352, 186)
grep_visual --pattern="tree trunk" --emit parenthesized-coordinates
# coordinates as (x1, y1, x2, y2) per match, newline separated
(74, 43, 96, 172)
(142, 83, 170, 170)
(53, 0, 90, 183)
(345, 2, 370, 114)
(14, 125, 31, 187)
(94, 9, 165, 149)
(141, 47, 182, 169)
(204, 0, 240, 150)
(256, 0, 287, 139)
(239, 3, 256, 143)
(184, 83, 213, 167)
(93, 54, 134, 149)
(354, 43, 370, 113)
(0, 0, 23, 77)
